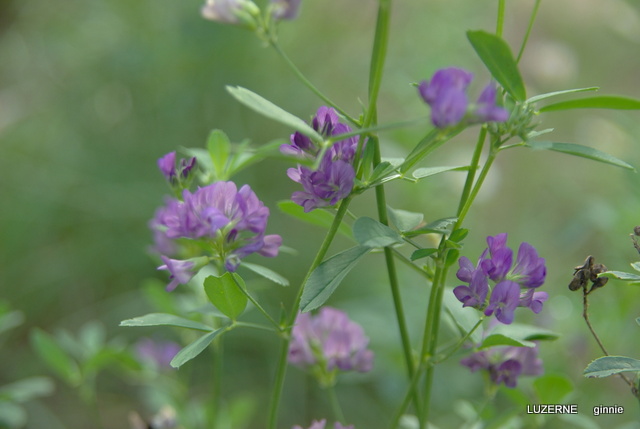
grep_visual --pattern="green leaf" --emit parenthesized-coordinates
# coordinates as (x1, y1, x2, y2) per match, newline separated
(0, 377, 54, 403)
(527, 87, 599, 104)
(226, 86, 323, 141)
(170, 329, 223, 368)
(539, 95, 640, 112)
(490, 323, 560, 342)
(277, 201, 352, 239)
(30, 329, 81, 386)
(467, 30, 526, 101)
(203, 273, 248, 320)
(240, 262, 289, 287)
(300, 246, 371, 312)
(119, 313, 213, 332)
(534, 374, 573, 404)
(584, 356, 640, 378)
(0, 402, 26, 428)
(387, 207, 424, 232)
(632, 262, 640, 272)
(207, 129, 231, 179)
(526, 141, 635, 171)
(353, 217, 403, 248)
(599, 271, 640, 283)
(412, 165, 468, 180)
(410, 248, 437, 261)
(449, 228, 469, 243)
(404, 217, 458, 237)
(479, 334, 534, 349)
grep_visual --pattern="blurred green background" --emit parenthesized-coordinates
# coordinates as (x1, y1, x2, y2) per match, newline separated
(2, 0, 640, 427)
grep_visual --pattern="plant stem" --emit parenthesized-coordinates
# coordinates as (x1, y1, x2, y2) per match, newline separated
(269, 41, 359, 126)
(267, 196, 353, 429)
(496, 0, 506, 37)
(326, 384, 346, 423)
(232, 275, 281, 330)
(516, 0, 541, 63)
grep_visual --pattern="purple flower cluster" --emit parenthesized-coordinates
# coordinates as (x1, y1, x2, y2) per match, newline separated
(157, 152, 197, 185)
(461, 344, 543, 388)
(281, 107, 361, 212)
(289, 307, 374, 375)
(418, 67, 509, 128)
(150, 179, 282, 290)
(293, 421, 353, 429)
(453, 233, 547, 324)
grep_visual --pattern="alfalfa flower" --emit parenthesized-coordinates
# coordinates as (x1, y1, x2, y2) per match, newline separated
(461, 344, 543, 388)
(201, 0, 260, 28)
(289, 307, 373, 386)
(281, 107, 361, 212)
(270, 0, 301, 20)
(293, 421, 354, 429)
(418, 67, 509, 128)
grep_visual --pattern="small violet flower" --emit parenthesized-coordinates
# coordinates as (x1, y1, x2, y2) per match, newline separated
(453, 233, 547, 324)
(270, 0, 301, 20)
(289, 307, 374, 382)
(157, 151, 197, 188)
(461, 344, 543, 388)
(201, 0, 260, 27)
(281, 107, 361, 212)
(135, 338, 180, 369)
(293, 420, 354, 429)
(418, 67, 509, 128)
(150, 181, 282, 286)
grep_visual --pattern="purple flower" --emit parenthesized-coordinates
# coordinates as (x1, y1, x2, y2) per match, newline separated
(201, 0, 259, 26)
(281, 107, 361, 212)
(151, 181, 282, 275)
(484, 280, 520, 324)
(270, 0, 301, 20)
(157, 151, 196, 185)
(481, 233, 513, 282)
(418, 67, 509, 128)
(461, 344, 543, 388)
(519, 289, 549, 314)
(135, 338, 180, 369)
(289, 307, 374, 376)
(453, 260, 488, 309)
(158, 256, 209, 291)
(511, 242, 546, 288)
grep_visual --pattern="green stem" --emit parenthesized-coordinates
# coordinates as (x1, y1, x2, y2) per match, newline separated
(457, 128, 487, 216)
(496, 0, 506, 37)
(326, 385, 346, 423)
(516, 0, 541, 64)
(267, 196, 353, 429)
(434, 316, 484, 364)
(232, 275, 281, 330)
(270, 41, 359, 126)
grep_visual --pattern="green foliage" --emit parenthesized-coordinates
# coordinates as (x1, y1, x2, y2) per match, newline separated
(583, 356, 640, 378)
(412, 165, 468, 180)
(170, 329, 224, 369)
(203, 273, 248, 320)
(120, 313, 215, 331)
(300, 245, 371, 312)
(226, 86, 323, 142)
(30, 329, 82, 387)
(539, 95, 640, 112)
(207, 129, 232, 180)
(533, 374, 573, 404)
(404, 217, 458, 238)
(525, 141, 635, 170)
(277, 201, 352, 238)
(352, 217, 403, 248)
(387, 206, 424, 232)
(240, 262, 289, 287)
(467, 30, 526, 101)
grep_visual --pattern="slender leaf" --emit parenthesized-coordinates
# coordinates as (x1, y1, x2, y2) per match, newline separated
(527, 87, 599, 104)
(404, 217, 458, 237)
(277, 201, 352, 238)
(410, 248, 437, 261)
(599, 270, 640, 283)
(387, 207, 424, 232)
(204, 273, 248, 320)
(540, 95, 640, 113)
(412, 165, 468, 180)
(300, 246, 371, 312)
(526, 141, 635, 171)
(479, 334, 534, 349)
(353, 217, 403, 248)
(119, 313, 213, 332)
(467, 30, 526, 101)
(207, 129, 231, 179)
(170, 329, 223, 368)
(226, 86, 322, 141)
(30, 329, 81, 386)
(631, 261, 640, 272)
(584, 356, 640, 378)
(490, 323, 560, 342)
(240, 262, 289, 287)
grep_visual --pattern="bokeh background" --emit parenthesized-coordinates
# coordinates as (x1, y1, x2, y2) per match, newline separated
(2, 0, 640, 427)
